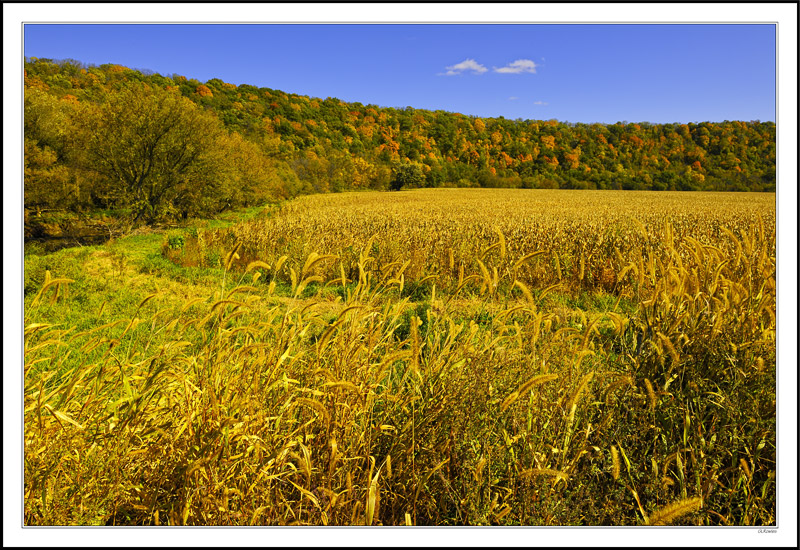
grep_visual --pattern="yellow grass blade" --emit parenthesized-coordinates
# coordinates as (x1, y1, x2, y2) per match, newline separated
(245, 260, 271, 273)
(365, 464, 382, 525)
(512, 251, 546, 272)
(501, 373, 558, 412)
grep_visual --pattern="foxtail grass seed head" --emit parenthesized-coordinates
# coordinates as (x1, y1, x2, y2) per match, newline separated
(644, 378, 657, 410)
(24, 187, 775, 526)
(610, 446, 621, 481)
(645, 497, 703, 526)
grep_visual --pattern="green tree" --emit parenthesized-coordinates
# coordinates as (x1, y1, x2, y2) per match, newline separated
(85, 85, 224, 223)
(211, 131, 287, 208)
(24, 138, 72, 214)
(389, 162, 425, 190)
(24, 88, 92, 212)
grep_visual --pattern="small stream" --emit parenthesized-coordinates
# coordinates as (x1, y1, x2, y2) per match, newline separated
(25, 234, 113, 253)
(24, 217, 122, 253)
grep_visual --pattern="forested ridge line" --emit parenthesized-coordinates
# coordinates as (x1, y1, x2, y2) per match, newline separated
(25, 57, 776, 228)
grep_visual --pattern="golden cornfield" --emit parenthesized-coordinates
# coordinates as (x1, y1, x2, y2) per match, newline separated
(187, 189, 775, 295)
(25, 189, 776, 526)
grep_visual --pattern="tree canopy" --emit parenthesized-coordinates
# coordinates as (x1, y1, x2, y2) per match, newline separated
(86, 85, 224, 222)
(23, 57, 777, 226)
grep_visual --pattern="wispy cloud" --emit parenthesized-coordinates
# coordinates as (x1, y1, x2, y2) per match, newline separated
(533, 100, 548, 106)
(509, 96, 519, 101)
(441, 58, 488, 76)
(494, 59, 538, 74)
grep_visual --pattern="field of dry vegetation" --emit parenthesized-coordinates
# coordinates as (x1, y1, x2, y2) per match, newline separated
(24, 189, 776, 526)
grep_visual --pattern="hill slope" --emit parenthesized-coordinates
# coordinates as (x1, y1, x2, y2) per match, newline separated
(24, 57, 776, 226)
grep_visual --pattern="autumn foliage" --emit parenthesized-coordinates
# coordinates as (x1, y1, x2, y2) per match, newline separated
(23, 57, 776, 228)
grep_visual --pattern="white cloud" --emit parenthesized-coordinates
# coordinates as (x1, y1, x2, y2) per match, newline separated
(533, 100, 548, 106)
(442, 58, 488, 76)
(509, 96, 519, 101)
(494, 59, 538, 74)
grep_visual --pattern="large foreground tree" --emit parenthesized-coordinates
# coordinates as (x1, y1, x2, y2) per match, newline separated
(86, 84, 224, 222)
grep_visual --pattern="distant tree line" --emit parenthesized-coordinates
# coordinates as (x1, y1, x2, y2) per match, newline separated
(24, 58, 776, 224)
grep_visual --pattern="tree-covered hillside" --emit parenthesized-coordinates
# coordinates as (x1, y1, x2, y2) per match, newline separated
(24, 58, 776, 225)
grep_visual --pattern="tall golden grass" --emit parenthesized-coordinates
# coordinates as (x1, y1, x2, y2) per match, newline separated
(25, 189, 776, 525)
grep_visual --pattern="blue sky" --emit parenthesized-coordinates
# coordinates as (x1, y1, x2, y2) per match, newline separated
(24, 23, 775, 124)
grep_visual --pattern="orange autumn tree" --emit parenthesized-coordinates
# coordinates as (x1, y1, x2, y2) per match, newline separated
(196, 84, 213, 98)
